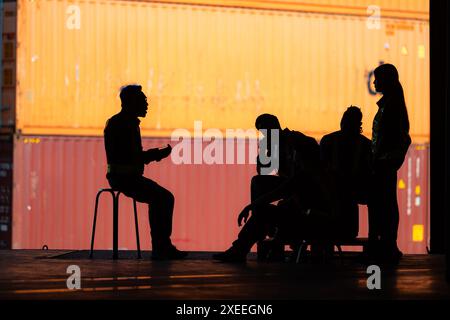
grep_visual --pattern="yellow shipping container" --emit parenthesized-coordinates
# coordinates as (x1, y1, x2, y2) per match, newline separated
(153, 0, 429, 20)
(16, 0, 429, 141)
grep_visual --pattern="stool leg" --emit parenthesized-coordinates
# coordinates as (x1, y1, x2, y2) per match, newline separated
(90, 191, 103, 258)
(296, 241, 306, 264)
(113, 192, 119, 260)
(337, 245, 343, 263)
(133, 199, 141, 259)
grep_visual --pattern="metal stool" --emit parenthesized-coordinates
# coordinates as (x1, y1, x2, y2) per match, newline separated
(89, 188, 141, 260)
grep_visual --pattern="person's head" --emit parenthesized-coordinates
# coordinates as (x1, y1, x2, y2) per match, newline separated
(119, 85, 148, 117)
(255, 114, 281, 135)
(373, 63, 401, 94)
(340, 106, 363, 135)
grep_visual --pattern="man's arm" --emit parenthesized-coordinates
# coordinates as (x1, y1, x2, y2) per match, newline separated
(256, 155, 272, 175)
(143, 148, 161, 164)
(143, 144, 172, 164)
(237, 176, 293, 226)
(256, 136, 273, 175)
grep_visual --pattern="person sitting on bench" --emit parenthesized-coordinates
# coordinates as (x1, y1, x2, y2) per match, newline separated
(212, 114, 320, 262)
(320, 106, 372, 239)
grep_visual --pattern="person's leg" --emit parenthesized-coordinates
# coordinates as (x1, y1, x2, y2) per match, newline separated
(371, 168, 401, 262)
(367, 172, 382, 255)
(147, 183, 174, 251)
(250, 175, 286, 202)
(110, 176, 177, 253)
(232, 175, 286, 251)
(213, 175, 286, 262)
(381, 170, 400, 253)
(232, 204, 279, 252)
(138, 178, 175, 252)
(213, 204, 280, 262)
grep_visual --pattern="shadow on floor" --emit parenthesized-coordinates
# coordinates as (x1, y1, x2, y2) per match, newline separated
(0, 250, 449, 300)
(45, 250, 257, 260)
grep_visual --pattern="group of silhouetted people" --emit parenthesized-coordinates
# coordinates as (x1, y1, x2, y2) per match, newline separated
(104, 63, 410, 264)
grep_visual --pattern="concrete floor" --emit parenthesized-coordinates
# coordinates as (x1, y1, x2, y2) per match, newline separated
(0, 250, 449, 300)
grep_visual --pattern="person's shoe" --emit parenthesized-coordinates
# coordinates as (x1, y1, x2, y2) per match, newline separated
(212, 247, 247, 263)
(152, 246, 188, 260)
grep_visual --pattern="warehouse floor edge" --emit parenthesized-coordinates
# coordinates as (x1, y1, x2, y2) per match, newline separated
(0, 250, 448, 300)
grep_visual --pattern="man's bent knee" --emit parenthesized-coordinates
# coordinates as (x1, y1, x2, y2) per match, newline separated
(156, 187, 174, 205)
(166, 190, 175, 205)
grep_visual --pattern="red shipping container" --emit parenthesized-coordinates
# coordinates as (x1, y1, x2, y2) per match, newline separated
(12, 135, 255, 251)
(11, 135, 429, 253)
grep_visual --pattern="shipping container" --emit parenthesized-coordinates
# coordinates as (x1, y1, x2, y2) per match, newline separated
(0, 134, 13, 249)
(14, 0, 429, 142)
(2, 0, 430, 253)
(12, 136, 255, 251)
(152, 0, 429, 20)
(0, 1, 16, 132)
(11, 135, 429, 254)
(357, 145, 430, 253)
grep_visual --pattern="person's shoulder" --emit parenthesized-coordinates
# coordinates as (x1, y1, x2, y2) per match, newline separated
(320, 131, 340, 145)
(288, 129, 319, 147)
(107, 112, 120, 122)
(357, 134, 372, 152)
(358, 134, 372, 145)
(287, 128, 308, 139)
(104, 113, 124, 131)
(321, 131, 340, 140)
(109, 112, 127, 125)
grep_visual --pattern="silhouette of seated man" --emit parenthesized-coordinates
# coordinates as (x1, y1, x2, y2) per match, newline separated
(320, 106, 372, 239)
(104, 84, 187, 260)
(277, 108, 372, 254)
(213, 114, 320, 262)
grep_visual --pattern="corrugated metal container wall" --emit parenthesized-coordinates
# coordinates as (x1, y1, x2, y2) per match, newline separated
(12, 136, 255, 251)
(357, 145, 429, 253)
(398, 145, 430, 253)
(0, 134, 13, 249)
(12, 136, 429, 253)
(152, 0, 429, 18)
(16, 0, 429, 142)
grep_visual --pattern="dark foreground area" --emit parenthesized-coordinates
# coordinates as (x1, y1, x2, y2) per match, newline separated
(0, 250, 449, 300)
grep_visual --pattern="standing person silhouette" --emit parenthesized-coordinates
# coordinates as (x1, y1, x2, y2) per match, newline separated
(370, 64, 411, 263)
(104, 85, 187, 260)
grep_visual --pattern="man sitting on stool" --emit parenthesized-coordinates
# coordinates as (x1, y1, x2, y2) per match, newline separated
(104, 84, 187, 260)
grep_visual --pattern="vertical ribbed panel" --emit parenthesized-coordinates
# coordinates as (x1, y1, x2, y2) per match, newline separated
(16, 0, 429, 142)
(12, 136, 428, 253)
(12, 136, 254, 251)
(357, 145, 429, 253)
